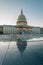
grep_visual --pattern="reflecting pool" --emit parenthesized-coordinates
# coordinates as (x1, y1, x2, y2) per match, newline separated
(0, 34, 43, 65)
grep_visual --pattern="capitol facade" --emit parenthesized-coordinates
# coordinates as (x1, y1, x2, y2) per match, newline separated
(0, 9, 43, 34)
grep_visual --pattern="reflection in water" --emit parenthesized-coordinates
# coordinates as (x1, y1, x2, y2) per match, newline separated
(0, 34, 43, 65)
(1, 40, 43, 65)
(0, 34, 43, 41)
(17, 40, 27, 55)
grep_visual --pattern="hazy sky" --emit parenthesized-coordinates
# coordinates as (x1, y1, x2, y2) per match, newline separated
(0, 0, 43, 27)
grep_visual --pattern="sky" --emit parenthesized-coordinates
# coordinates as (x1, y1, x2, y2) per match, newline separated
(0, 0, 43, 27)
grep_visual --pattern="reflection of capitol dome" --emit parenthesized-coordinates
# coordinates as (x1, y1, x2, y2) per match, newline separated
(17, 40, 27, 55)
(17, 9, 27, 25)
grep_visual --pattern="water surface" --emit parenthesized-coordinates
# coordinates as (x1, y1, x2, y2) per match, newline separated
(0, 34, 43, 65)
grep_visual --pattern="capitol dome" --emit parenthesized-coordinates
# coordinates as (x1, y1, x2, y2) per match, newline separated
(17, 9, 27, 25)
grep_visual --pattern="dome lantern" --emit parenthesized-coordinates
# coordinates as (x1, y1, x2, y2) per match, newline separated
(21, 9, 23, 15)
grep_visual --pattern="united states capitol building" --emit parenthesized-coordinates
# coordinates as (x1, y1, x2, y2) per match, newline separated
(0, 9, 43, 34)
